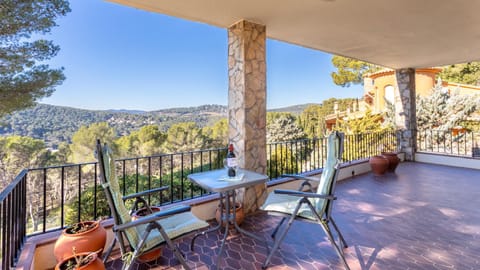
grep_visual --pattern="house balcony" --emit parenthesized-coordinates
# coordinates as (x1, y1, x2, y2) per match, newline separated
(2, 130, 480, 269)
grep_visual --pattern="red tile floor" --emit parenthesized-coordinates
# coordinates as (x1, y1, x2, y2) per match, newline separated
(105, 162, 480, 269)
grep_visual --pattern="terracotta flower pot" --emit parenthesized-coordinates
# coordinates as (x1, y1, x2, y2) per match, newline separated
(382, 152, 400, 172)
(215, 202, 244, 227)
(369, 155, 389, 176)
(54, 221, 107, 262)
(55, 252, 105, 270)
(131, 206, 162, 262)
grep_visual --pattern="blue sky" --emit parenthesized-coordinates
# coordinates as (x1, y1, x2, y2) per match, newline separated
(42, 0, 364, 111)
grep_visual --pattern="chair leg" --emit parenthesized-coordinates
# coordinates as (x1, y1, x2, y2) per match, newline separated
(330, 217, 348, 248)
(263, 201, 306, 269)
(154, 223, 191, 270)
(271, 217, 286, 239)
(122, 226, 153, 270)
(102, 237, 117, 263)
(262, 214, 295, 269)
(320, 222, 350, 270)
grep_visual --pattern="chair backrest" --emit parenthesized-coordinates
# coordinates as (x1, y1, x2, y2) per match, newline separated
(96, 140, 143, 247)
(314, 131, 344, 215)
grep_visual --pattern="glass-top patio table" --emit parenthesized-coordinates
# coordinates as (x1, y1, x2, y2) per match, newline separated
(188, 168, 269, 267)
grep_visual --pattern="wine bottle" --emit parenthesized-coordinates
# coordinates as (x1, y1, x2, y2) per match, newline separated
(227, 144, 237, 177)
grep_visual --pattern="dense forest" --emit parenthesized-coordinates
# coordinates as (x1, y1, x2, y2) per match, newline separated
(0, 103, 317, 149)
(0, 104, 228, 148)
(0, 98, 359, 232)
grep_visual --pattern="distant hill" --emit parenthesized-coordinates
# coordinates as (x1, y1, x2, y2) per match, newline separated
(0, 104, 227, 149)
(0, 103, 326, 149)
(106, 109, 146, 114)
(269, 103, 320, 115)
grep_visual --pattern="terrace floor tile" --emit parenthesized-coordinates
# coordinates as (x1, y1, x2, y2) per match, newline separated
(105, 162, 480, 270)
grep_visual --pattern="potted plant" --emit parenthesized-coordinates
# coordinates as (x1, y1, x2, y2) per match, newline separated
(381, 152, 400, 172)
(54, 221, 107, 262)
(130, 206, 162, 262)
(369, 155, 389, 176)
(380, 142, 400, 173)
(55, 248, 105, 270)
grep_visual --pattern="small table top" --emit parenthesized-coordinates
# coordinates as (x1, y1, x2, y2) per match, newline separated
(188, 168, 268, 193)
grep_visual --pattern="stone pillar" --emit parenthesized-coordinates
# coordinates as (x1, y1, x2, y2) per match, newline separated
(394, 68, 417, 161)
(228, 20, 267, 213)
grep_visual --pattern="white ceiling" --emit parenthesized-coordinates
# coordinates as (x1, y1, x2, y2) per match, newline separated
(108, 0, 480, 69)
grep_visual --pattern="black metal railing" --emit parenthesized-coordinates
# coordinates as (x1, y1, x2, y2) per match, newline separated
(417, 129, 480, 158)
(268, 137, 326, 179)
(343, 130, 399, 161)
(0, 130, 400, 267)
(0, 170, 27, 270)
(25, 148, 228, 236)
(267, 130, 399, 178)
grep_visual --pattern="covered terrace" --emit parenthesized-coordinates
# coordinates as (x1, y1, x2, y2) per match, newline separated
(3, 0, 480, 269)
(107, 0, 480, 213)
(102, 162, 480, 270)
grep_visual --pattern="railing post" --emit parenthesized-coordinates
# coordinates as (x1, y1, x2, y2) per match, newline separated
(0, 170, 28, 269)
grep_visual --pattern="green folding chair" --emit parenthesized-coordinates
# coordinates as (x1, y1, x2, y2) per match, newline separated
(96, 140, 208, 270)
(261, 131, 350, 269)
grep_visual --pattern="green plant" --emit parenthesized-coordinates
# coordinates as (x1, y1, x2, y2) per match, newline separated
(121, 251, 134, 269)
(59, 248, 100, 270)
(65, 222, 97, 234)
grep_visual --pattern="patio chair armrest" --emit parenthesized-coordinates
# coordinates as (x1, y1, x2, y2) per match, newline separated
(280, 174, 319, 182)
(113, 205, 191, 232)
(274, 189, 336, 200)
(122, 186, 169, 201)
(281, 174, 320, 192)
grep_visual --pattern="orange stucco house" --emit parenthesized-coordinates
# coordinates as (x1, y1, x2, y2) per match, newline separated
(325, 68, 480, 131)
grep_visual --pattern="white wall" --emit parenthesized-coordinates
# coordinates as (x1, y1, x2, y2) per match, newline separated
(415, 152, 480, 169)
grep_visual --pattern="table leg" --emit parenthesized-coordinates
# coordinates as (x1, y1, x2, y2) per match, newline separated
(190, 193, 225, 251)
(191, 189, 270, 269)
(215, 190, 231, 267)
(231, 190, 270, 255)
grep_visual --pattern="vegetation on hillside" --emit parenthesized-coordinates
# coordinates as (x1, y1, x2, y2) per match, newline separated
(298, 98, 357, 137)
(440, 63, 480, 86)
(0, 104, 227, 148)
(0, 99, 353, 188)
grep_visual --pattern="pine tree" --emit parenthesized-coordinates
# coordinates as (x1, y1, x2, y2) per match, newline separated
(335, 109, 384, 134)
(267, 115, 306, 143)
(416, 78, 480, 131)
(0, 0, 71, 117)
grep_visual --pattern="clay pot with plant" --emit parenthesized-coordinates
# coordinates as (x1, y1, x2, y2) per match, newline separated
(381, 152, 400, 172)
(54, 221, 107, 262)
(369, 155, 389, 176)
(54, 248, 105, 270)
(130, 206, 162, 262)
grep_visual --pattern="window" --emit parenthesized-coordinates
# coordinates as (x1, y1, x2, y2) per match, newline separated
(384, 85, 394, 104)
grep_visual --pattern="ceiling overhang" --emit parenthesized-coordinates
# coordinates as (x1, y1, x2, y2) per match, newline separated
(108, 0, 480, 69)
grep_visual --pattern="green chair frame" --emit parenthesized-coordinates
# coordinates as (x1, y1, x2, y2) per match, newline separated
(261, 131, 350, 269)
(96, 140, 208, 270)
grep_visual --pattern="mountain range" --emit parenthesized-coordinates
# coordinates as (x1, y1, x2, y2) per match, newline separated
(0, 103, 316, 149)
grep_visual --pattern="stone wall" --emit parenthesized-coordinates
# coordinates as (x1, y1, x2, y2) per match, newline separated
(394, 68, 417, 160)
(227, 20, 267, 213)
